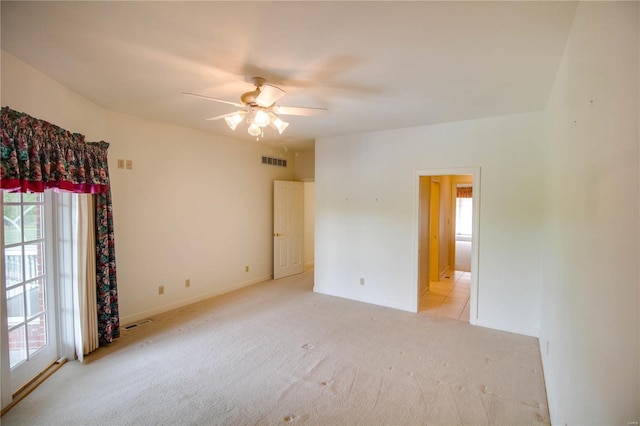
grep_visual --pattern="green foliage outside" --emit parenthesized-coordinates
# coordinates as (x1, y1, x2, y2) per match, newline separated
(3, 193, 44, 246)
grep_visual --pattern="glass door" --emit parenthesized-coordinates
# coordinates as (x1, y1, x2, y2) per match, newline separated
(2, 192, 58, 393)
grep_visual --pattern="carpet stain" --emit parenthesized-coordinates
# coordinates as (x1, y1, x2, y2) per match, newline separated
(480, 385, 500, 398)
(301, 343, 314, 350)
(480, 384, 499, 396)
(521, 400, 542, 409)
(536, 413, 549, 423)
(284, 414, 300, 423)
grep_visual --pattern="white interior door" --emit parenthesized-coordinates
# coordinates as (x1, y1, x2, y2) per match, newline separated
(273, 181, 304, 279)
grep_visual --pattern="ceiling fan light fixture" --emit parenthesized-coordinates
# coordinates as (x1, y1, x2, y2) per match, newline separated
(224, 112, 245, 130)
(255, 83, 286, 107)
(247, 122, 262, 137)
(269, 114, 289, 134)
(253, 110, 270, 127)
(186, 77, 325, 139)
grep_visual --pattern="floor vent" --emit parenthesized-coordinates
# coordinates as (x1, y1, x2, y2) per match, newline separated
(262, 156, 287, 168)
(123, 319, 152, 331)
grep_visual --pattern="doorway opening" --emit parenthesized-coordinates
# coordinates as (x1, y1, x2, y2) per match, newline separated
(415, 169, 480, 324)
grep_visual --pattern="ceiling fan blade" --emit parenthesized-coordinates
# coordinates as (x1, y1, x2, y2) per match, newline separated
(273, 105, 328, 116)
(256, 84, 286, 107)
(183, 92, 244, 108)
(205, 112, 242, 121)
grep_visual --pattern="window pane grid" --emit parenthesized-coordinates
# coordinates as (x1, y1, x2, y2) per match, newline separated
(6, 285, 26, 328)
(5, 244, 46, 283)
(7, 275, 47, 291)
(3, 238, 46, 249)
(4, 191, 49, 369)
(8, 327, 27, 368)
(27, 314, 48, 356)
(5, 302, 48, 333)
(7, 322, 26, 334)
(5, 247, 24, 285)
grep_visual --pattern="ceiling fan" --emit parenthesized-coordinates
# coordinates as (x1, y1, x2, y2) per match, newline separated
(184, 77, 327, 139)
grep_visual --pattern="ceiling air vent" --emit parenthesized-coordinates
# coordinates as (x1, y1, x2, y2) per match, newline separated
(262, 156, 287, 168)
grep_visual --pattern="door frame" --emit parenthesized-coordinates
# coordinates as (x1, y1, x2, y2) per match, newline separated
(1, 194, 11, 408)
(413, 167, 481, 325)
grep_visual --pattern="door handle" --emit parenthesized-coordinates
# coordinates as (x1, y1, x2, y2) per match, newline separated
(274, 233, 282, 237)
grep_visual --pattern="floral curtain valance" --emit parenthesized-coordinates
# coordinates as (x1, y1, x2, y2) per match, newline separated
(1, 106, 110, 194)
(457, 186, 472, 198)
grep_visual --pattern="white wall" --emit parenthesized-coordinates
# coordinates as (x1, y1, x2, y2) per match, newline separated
(540, 2, 639, 423)
(315, 112, 545, 336)
(294, 149, 315, 181)
(106, 112, 294, 323)
(1, 51, 295, 325)
(1, 51, 107, 141)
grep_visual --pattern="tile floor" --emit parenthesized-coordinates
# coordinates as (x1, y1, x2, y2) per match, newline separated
(420, 270, 470, 321)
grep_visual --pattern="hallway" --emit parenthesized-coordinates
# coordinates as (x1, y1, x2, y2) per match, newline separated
(420, 270, 470, 321)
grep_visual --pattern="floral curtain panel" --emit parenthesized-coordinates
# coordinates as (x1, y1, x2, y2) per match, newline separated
(1, 106, 119, 344)
(95, 190, 119, 343)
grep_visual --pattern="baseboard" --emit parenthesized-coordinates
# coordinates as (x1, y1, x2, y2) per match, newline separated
(313, 287, 413, 313)
(439, 267, 449, 281)
(120, 274, 272, 326)
(474, 318, 539, 338)
(420, 287, 429, 298)
(539, 340, 557, 424)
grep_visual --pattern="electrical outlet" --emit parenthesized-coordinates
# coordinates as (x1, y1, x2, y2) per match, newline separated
(245, 265, 249, 272)
(126, 160, 133, 170)
(117, 159, 125, 169)
(185, 279, 190, 288)
(360, 278, 365, 286)
(158, 285, 164, 295)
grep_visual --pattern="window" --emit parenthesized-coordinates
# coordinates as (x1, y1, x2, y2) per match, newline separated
(455, 197, 473, 237)
(3, 192, 50, 368)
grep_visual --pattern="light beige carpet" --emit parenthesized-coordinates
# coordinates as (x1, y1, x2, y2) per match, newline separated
(2, 270, 549, 425)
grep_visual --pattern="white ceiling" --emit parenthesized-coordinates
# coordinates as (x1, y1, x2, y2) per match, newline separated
(1, 1, 577, 151)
